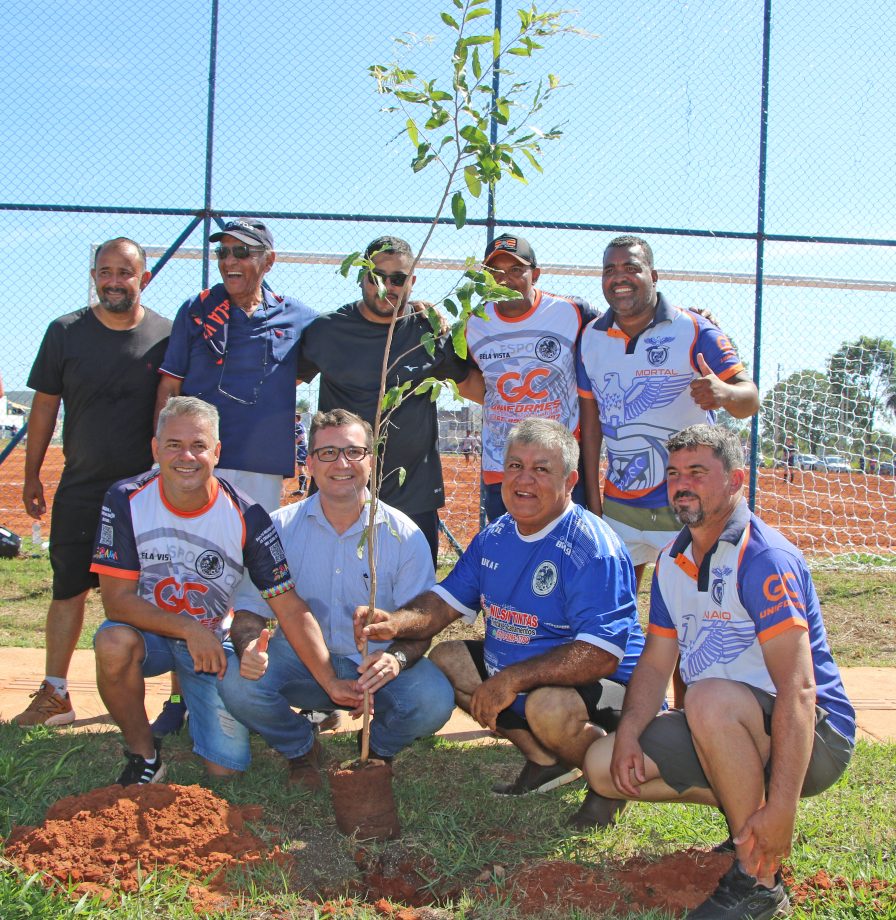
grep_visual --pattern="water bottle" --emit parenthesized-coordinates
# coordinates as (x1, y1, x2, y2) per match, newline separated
(32, 521, 41, 549)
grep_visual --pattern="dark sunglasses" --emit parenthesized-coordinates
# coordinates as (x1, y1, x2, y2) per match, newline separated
(367, 270, 409, 288)
(214, 245, 266, 260)
(311, 445, 371, 462)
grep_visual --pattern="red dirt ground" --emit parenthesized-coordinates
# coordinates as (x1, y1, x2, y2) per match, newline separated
(6, 784, 895, 915)
(2, 446, 893, 560)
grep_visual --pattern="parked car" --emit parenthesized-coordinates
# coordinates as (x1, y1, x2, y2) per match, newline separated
(795, 453, 821, 470)
(819, 455, 852, 473)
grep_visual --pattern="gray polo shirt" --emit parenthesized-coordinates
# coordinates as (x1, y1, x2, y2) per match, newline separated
(232, 492, 435, 661)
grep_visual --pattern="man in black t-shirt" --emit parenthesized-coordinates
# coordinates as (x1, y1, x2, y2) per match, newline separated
(297, 236, 482, 563)
(15, 237, 171, 727)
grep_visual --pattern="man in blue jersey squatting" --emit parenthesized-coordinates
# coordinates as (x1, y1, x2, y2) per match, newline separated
(582, 425, 855, 920)
(357, 418, 646, 830)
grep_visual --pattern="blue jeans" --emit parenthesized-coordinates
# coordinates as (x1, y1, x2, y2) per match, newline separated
(94, 621, 251, 771)
(218, 628, 455, 759)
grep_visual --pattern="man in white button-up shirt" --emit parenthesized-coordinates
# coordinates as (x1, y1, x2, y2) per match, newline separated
(218, 408, 455, 789)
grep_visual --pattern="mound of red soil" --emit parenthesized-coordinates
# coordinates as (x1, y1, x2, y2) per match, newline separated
(506, 848, 734, 916)
(4, 783, 276, 907)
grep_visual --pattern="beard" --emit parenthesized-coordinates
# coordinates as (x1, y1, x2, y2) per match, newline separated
(672, 492, 705, 526)
(98, 288, 136, 313)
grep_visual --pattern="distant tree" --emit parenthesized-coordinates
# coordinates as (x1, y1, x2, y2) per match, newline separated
(827, 336, 896, 438)
(761, 370, 837, 454)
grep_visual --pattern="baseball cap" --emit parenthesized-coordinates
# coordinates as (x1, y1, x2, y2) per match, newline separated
(209, 218, 274, 249)
(483, 233, 537, 267)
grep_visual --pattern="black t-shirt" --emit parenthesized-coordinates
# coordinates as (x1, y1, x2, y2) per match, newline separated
(297, 302, 470, 515)
(28, 306, 172, 503)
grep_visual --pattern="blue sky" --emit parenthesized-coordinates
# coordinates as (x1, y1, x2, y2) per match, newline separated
(1, 0, 894, 408)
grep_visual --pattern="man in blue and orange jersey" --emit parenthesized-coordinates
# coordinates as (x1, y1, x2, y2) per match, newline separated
(577, 235, 759, 590)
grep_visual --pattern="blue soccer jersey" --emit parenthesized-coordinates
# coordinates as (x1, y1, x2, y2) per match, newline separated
(91, 471, 295, 640)
(435, 503, 644, 717)
(649, 500, 855, 743)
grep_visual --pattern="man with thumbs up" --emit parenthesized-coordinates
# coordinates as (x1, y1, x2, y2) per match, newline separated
(218, 408, 455, 789)
(577, 236, 759, 590)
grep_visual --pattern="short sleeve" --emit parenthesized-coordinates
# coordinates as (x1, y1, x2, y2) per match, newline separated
(27, 322, 66, 395)
(90, 484, 140, 579)
(241, 504, 296, 599)
(563, 548, 638, 662)
(392, 525, 437, 606)
(433, 532, 485, 621)
(647, 561, 677, 638)
(575, 341, 595, 398)
(158, 299, 194, 380)
(693, 323, 745, 382)
(737, 548, 810, 643)
(295, 319, 323, 382)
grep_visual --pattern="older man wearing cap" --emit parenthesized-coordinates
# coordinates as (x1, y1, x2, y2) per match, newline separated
(156, 219, 315, 513)
(465, 233, 599, 520)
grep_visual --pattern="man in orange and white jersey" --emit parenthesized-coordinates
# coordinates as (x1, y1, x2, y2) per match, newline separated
(466, 233, 599, 521)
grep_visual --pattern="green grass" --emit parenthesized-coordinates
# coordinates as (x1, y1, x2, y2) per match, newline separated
(0, 722, 894, 918)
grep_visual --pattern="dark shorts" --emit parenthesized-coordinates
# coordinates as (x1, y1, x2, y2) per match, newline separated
(463, 639, 626, 733)
(48, 492, 104, 600)
(639, 683, 854, 797)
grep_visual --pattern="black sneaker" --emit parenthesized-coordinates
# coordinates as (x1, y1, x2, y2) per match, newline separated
(117, 741, 166, 786)
(686, 863, 789, 919)
(150, 696, 187, 737)
(491, 759, 581, 796)
(567, 789, 628, 830)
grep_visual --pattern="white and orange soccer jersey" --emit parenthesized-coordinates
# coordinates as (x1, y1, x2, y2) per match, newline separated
(466, 290, 597, 482)
(90, 471, 294, 640)
(576, 294, 745, 509)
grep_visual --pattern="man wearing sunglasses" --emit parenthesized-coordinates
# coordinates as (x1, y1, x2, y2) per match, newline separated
(296, 235, 483, 565)
(156, 219, 315, 515)
(218, 409, 454, 787)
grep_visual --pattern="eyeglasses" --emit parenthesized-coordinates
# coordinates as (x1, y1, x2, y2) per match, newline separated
(367, 270, 410, 288)
(214, 245, 267, 260)
(311, 445, 371, 462)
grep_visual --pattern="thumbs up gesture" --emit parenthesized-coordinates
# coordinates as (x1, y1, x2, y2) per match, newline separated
(689, 352, 728, 411)
(240, 627, 271, 681)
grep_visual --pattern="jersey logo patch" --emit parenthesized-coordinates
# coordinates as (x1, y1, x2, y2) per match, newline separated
(532, 561, 558, 596)
(535, 335, 561, 363)
(710, 565, 732, 605)
(644, 335, 674, 366)
(196, 550, 225, 579)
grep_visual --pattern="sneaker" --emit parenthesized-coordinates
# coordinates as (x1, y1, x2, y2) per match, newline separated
(13, 682, 76, 727)
(117, 741, 166, 786)
(686, 863, 789, 919)
(567, 789, 628, 831)
(491, 759, 581, 796)
(150, 696, 188, 737)
(287, 737, 324, 790)
(302, 709, 341, 733)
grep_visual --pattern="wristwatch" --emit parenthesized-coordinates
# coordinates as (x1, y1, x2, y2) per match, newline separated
(391, 649, 408, 672)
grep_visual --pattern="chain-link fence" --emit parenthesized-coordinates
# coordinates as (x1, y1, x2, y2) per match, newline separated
(1, 0, 894, 565)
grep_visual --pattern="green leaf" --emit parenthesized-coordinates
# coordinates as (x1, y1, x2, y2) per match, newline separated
(464, 8, 491, 22)
(339, 251, 361, 277)
(472, 47, 482, 80)
(462, 34, 493, 46)
(506, 46, 531, 57)
(441, 11, 459, 29)
(425, 108, 450, 130)
(394, 89, 426, 103)
(420, 331, 436, 357)
(464, 165, 482, 198)
(406, 118, 419, 148)
(451, 191, 467, 229)
(459, 124, 490, 145)
(521, 147, 543, 173)
(452, 322, 469, 360)
(398, 467, 407, 486)
(443, 297, 460, 317)
(492, 27, 501, 61)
